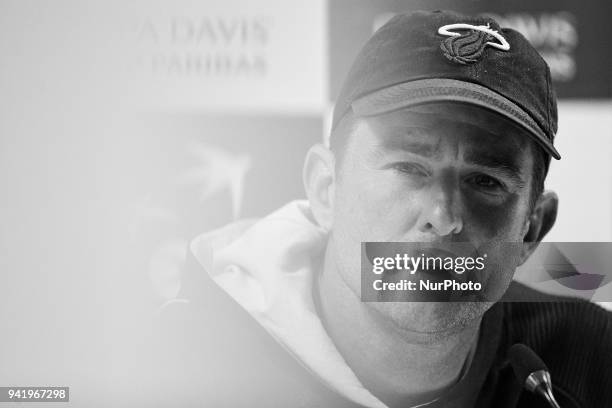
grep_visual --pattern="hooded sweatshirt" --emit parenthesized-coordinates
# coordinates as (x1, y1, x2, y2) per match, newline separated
(151, 201, 612, 408)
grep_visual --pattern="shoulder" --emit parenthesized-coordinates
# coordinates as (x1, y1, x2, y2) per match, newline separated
(499, 281, 612, 407)
(148, 247, 352, 407)
(502, 281, 612, 335)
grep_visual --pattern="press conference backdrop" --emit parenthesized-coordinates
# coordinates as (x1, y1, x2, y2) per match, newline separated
(0, 1, 610, 406)
(127, 0, 612, 302)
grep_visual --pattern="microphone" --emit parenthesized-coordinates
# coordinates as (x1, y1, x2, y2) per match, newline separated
(508, 343, 562, 408)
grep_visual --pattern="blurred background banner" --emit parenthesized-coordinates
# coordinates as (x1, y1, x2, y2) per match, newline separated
(132, 0, 326, 114)
(329, 0, 612, 101)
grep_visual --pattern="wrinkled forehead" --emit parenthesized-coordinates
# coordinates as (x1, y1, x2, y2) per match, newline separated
(357, 102, 533, 162)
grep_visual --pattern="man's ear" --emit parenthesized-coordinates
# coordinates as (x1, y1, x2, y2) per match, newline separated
(519, 190, 558, 265)
(303, 143, 335, 230)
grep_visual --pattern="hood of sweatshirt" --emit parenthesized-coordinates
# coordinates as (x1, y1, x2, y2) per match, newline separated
(189, 200, 387, 408)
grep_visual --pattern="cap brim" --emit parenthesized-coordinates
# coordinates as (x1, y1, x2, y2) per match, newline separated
(351, 78, 561, 160)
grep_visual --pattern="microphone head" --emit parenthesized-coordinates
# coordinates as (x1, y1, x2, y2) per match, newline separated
(508, 343, 548, 385)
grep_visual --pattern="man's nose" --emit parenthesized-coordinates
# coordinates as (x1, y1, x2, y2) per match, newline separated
(417, 178, 463, 237)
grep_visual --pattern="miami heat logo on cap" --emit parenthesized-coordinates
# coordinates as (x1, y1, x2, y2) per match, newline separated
(438, 23, 510, 65)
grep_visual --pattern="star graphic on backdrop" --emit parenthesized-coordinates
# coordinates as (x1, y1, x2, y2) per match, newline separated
(178, 142, 252, 220)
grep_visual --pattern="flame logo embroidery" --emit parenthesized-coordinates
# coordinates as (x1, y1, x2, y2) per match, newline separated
(438, 23, 510, 65)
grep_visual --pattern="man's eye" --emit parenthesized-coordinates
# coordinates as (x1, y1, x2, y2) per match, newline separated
(468, 174, 505, 191)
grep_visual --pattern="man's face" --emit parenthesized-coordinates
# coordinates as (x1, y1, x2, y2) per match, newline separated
(328, 103, 537, 333)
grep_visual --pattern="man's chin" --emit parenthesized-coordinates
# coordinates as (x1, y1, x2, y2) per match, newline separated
(368, 301, 492, 340)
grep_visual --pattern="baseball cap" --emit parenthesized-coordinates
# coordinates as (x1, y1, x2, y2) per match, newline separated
(332, 10, 561, 160)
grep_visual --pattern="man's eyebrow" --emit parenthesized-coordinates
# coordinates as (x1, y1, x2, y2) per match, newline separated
(465, 152, 527, 184)
(375, 128, 439, 158)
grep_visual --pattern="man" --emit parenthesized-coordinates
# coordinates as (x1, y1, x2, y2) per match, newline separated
(151, 10, 612, 408)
